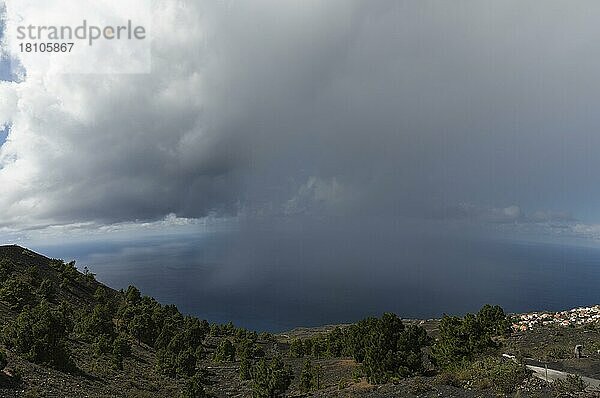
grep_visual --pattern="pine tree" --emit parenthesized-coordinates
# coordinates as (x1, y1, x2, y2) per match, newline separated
(300, 359, 314, 392)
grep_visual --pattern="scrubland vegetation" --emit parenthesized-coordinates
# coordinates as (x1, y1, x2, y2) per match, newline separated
(0, 245, 595, 397)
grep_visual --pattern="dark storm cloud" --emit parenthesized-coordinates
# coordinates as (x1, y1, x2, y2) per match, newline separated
(196, 0, 600, 223)
(2, 1, 600, 228)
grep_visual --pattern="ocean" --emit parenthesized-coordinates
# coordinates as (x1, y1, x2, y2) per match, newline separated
(33, 232, 600, 332)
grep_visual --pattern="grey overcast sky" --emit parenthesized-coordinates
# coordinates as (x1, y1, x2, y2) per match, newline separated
(1, 0, 600, 244)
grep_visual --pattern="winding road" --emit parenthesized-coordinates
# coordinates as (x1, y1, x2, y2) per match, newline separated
(502, 354, 600, 391)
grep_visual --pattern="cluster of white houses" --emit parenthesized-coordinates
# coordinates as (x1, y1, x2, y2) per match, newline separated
(512, 305, 600, 331)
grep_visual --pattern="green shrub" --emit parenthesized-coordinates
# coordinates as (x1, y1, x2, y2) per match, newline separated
(25, 266, 40, 287)
(125, 286, 142, 305)
(180, 371, 209, 398)
(288, 339, 304, 358)
(0, 258, 15, 280)
(59, 277, 70, 291)
(113, 335, 132, 358)
(129, 312, 156, 345)
(176, 348, 197, 377)
(77, 303, 115, 340)
(326, 327, 344, 357)
(0, 279, 36, 310)
(156, 347, 197, 378)
(258, 332, 274, 341)
(93, 287, 110, 304)
(111, 336, 131, 370)
(251, 356, 293, 398)
(156, 349, 183, 377)
(37, 279, 55, 302)
(437, 357, 529, 393)
(552, 374, 587, 395)
(112, 353, 124, 371)
(92, 334, 112, 356)
(310, 338, 327, 358)
(435, 370, 461, 387)
(542, 345, 570, 361)
(346, 313, 431, 383)
(477, 304, 511, 336)
(23, 388, 42, 398)
(3, 301, 74, 371)
(238, 337, 263, 360)
(213, 339, 236, 362)
(82, 267, 96, 285)
(300, 359, 315, 392)
(50, 260, 79, 281)
(110, 335, 131, 371)
(351, 367, 363, 383)
(432, 312, 499, 369)
(239, 357, 252, 381)
(156, 348, 177, 377)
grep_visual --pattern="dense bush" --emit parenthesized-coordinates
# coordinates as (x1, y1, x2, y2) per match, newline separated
(259, 332, 274, 342)
(0, 258, 15, 280)
(213, 339, 236, 362)
(115, 286, 211, 378)
(92, 334, 112, 356)
(289, 335, 328, 358)
(344, 317, 378, 362)
(431, 305, 510, 369)
(181, 371, 209, 398)
(3, 301, 74, 371)
(113, 335, 132, 358)
(156, 346, 198, 378)
(359, 314, 431, 383)
(287, 313, 431, 383)
(238, 336, 264, 360)
(77, 303, 116, 341)
(110, 335, 132, 370)
(477, 304, 511, 337)
(210, 322, 236, 337)
(437, 357, 529, 393)
(552, 374, 588, 395)
(300, 359, 315, 392)
(37, 279, 56, 302)
(310, 338, 327, 358)
(326, 327, 344, 357)
(0, 279, 36, 310)
(215, 339, 235, 361)
(50, 260, 80, 281)
(251, 356, 293, 398)
(124, 303, 158, 344)
(240, 357, 253, 380)
(25, 266, 40, 287)
(288, 339, 304, 358)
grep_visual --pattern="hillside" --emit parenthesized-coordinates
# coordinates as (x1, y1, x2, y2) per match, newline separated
(0, 245, 188, 397)
(0, 245, 598, 398)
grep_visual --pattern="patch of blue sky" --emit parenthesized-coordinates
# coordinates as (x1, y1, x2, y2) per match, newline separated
(0, 123, 10, 147)
(0, 4, 21, 82)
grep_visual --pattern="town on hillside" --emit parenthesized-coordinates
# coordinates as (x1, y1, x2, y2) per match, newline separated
(513, 305, 600, 331)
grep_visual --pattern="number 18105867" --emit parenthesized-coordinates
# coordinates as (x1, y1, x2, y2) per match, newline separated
(19, 43, 74, 52)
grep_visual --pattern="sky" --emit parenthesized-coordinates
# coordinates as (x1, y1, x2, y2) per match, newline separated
(1, 0, 600, 242)
(2, 2, 600, 325)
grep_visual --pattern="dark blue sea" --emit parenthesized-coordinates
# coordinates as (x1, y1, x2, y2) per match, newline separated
(32, 232, 600, 332)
